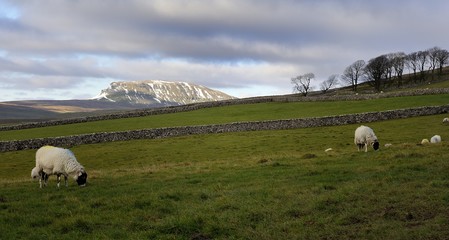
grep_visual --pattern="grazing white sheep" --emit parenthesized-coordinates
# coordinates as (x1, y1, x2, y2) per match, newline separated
(354, 125, 379, 152)
(443, 118, 449, 124)
(421, 139, 430, 144)
(32, 146, 87, 188)
(430, 135, 442, 143)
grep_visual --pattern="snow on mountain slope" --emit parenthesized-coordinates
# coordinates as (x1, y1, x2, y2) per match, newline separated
(92, 80, 235, 106)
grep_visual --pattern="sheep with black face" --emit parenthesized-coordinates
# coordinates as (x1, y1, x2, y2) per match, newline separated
(31, 146, 87, 188)
(354, 125, 379, 152)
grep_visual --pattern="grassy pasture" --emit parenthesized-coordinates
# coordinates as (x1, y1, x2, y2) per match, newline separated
(1, 94, 449, 141)
(1, 114, 449, 239)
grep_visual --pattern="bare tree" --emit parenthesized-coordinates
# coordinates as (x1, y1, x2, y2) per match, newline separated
(364, 55, 389, 92)
(391, 52, 406, 87)
(406, 52, 419, 82)
(385, 53, 395, 85)
(435, 48, 449, 74)
(341, 60, 365, 92)
(320, 74, 339, 93)
(291, 73, 315, 96)
(428, 47, 439, 74)
(417, 50, 429, 82)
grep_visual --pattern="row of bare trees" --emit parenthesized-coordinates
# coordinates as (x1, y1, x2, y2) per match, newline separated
(291, 46, 449, 95)
(342, 46, 449, 92)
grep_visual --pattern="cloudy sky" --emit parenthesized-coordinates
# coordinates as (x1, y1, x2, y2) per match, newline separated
(1, 0, 448, 101)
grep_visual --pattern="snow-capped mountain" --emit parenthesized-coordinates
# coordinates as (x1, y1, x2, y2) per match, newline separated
(92, 80, 235, 106)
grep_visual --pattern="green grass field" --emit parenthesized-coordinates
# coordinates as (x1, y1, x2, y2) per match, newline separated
(1, 106, 449, 239)
(1, 93, 448, 141)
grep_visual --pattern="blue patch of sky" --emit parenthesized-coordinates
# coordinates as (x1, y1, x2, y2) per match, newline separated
(0, 1, 20, 20)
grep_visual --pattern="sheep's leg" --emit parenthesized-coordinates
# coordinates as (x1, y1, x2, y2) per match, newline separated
(64, 175, 68, 187)
(43, 173, 48, 187)
(39, 172, 43, 188)
(39, 172, 48, 188)
(57, 174, 61, 188)
(364, 144, 368, 152)
(357, 144, 363, 151)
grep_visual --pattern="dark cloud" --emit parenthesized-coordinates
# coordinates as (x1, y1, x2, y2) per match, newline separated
(1, 0, 449, 100)
(5, 0, 449, 60)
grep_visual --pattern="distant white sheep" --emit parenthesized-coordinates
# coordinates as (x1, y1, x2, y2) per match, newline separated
(31, 146, 87, 188)
(354, 125, 379, 152)
(430, 135, 442, 143)
(421, 139, 430, 144)
(443, 118, 449, 124)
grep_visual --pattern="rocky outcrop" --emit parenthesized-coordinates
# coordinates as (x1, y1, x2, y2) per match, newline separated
(92, 80, 235, 105)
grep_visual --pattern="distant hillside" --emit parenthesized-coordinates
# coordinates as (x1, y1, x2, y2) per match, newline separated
(92, 80, 235, 106)
(0, 102, 60, 120)
(0, 100, 140, 123)
(0, 80, 235, 123)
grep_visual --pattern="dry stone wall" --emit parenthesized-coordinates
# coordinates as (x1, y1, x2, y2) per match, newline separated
(2, 88, 449, 132)
(1, 104, 448, 152)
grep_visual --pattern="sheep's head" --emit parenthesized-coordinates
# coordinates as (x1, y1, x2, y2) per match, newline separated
(373, 141, 380, 151)
(75, 170, 88, 187)
(31, 167, 40, 180)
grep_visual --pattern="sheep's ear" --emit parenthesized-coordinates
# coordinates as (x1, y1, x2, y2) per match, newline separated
(78, 171, 83, 176)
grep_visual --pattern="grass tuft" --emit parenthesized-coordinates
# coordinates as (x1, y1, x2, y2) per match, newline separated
(301, 153, 317, 159)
